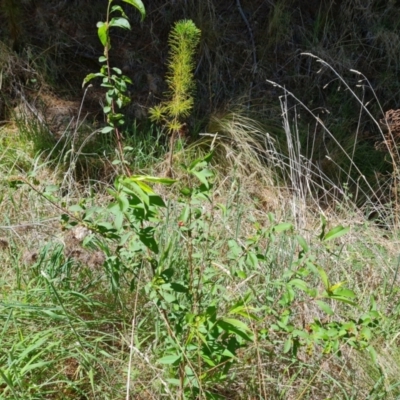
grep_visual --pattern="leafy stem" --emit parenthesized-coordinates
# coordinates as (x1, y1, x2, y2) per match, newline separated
(83, 0, 145, 175)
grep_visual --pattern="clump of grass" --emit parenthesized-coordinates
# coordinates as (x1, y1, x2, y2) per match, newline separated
(0, 245, 135, 398)
(265, 53, 400, 229)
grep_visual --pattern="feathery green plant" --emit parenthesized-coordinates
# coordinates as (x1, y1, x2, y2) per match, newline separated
(149, 19, 201, 176)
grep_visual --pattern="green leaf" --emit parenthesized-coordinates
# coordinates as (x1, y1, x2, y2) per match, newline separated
(149, 195, 166, 208)
(179, 205, 190, 224)
(331, 287, 356, 299)
(288, 278, 309, 292)
(237, 270, 247, 279)
(21, 361, 53, 374)
(359, 311, 379, 324)
(220, 317, 251, 332)
(101, 126, 114, 134)
(367, 345, 377, 363)
(111, 5, 127, 17)
(83, 72, 104, 86)
(95, 221, 115, 232)
(69, 204, 84, 212)
(319, 214, 327, 240)
(307, 288, 318, 298)
(137, 176, 176, 185)
(122, 182, 149, 206)
(326, 327, 339, 338)
(328, 295, 357, 306)
(160, 291, 176, 303)
(158, 354, 181, 365)
(228, 298, 258, 321)
(122, 0, 146, 20)
(203, 151, 214, 163)
(19, 335, 51, 359)
(0, 369, 16, 395)
(323, 225, 350, 241)
(109, 17, 131, 30)
(166, 378, 180, 386)
(218, 319, 253, 342)
(222, 348, 236, 358)
(136, 180, 153, 194)
(316, 265, 330, 289)
(246, 251, 258, 268)
(188, 157, 205, 171)
(139, 227, 158, 253)
(329, 281, 346, 292)
(296, 235, 309, 252)
(170, 282, 188, 293)
(41, 310, 66, 320)
(360, 326, 372, 340)
(117, 193, 129, 212)
(315, 300, 334, 315)
(114, 211, 124, 230)
(96, 21, 109, 46)
(123, 177, 155, 193)
(192, 169, 213, 187)
(122, 74, 132, 83)
(228, 240, 242, 258)
(180, 187, 192, 196)
(112, 67, 122, 75)
(292, 329, 309, 339)
(283, 339, 292, 354)
(273, 222, 293, 232)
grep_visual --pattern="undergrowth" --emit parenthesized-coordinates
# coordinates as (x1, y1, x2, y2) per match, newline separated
(1, 137, 400, 398)
(2, 1, 400, 399)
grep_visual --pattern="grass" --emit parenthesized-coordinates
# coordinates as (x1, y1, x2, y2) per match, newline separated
(1, 89, 400, 398)
(2, 1, 400, 398)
